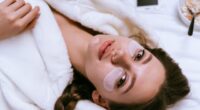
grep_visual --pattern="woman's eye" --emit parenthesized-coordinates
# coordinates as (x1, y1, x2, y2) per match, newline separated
(134, 49, 145, 61)
(116, 74, 127, 88)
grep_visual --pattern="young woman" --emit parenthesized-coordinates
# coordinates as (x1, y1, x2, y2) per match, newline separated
(53, 12, 190, 110)
(0, 0, 39, 40)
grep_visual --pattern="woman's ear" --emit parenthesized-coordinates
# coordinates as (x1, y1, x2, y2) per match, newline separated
(92, 90, 109, 109)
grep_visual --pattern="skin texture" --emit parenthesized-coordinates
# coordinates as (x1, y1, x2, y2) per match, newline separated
(54, 12, 166, 106)
(0, 0, 40, 40)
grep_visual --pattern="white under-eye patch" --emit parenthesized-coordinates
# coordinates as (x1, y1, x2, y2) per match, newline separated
(103, 68, 124, 92)
(128, 40, 143, 56)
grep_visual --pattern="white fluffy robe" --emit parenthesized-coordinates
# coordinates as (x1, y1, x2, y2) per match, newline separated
(45, 0, 144, 37)
(0, 0, 73, 110)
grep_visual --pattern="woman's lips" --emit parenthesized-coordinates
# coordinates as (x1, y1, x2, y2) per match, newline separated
(98, 40, 114, 60)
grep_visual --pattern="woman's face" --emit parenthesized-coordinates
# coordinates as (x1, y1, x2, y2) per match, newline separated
(85, 35, 165, 104)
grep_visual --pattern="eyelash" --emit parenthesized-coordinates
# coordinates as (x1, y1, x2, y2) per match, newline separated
(134, 49, 145, 61)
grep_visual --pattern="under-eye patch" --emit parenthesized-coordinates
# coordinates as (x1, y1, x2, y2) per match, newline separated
(103, 68, 124, 92)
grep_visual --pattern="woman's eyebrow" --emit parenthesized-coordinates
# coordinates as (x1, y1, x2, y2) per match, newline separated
(142, 53, 152, 64)
(123, 74, 136, 94)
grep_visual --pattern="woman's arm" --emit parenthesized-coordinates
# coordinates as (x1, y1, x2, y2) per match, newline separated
(0, 0, 40, 40)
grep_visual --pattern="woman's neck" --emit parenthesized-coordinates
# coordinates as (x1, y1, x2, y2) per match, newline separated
(54, 13, 92, 76)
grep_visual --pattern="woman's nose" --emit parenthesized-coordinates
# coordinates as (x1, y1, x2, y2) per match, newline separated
(111, 49, 130, 68)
